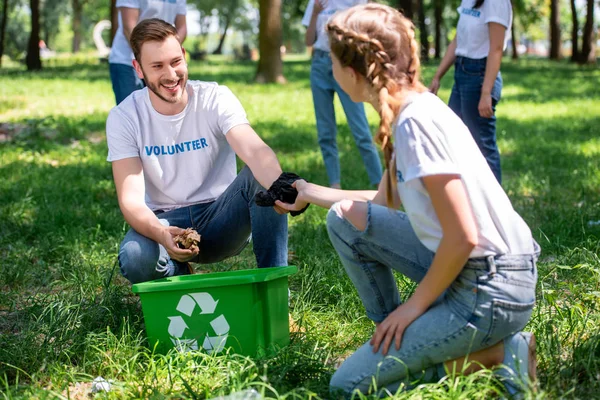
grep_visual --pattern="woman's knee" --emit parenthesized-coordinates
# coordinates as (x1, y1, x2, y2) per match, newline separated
(329, 200, 368, 232)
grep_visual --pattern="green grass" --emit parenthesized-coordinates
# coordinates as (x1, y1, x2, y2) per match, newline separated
(1, 56, 599, 399)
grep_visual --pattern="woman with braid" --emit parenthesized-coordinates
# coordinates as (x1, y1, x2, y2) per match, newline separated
(277, 4, 538, 398)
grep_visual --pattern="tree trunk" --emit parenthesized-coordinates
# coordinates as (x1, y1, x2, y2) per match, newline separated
(26, 0, 42, 70)
(110, 0, 117, 46)
(511, 21, 518, 59)
(398, 0, 413, 21)
(255, 0, 285, 83)
(434, 0, 443, 59)
(0, 0, 9, 67)
(569, 0, 579, 61)
(549, 0, 561, 60)
(417, 0, 428, 61)
(213, 13, 231, 55)
(579, 0, 596, 64)
(72, 0, 83, 53)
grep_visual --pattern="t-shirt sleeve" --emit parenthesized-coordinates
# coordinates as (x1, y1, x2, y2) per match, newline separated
(302, 0, 315, 27)
(396, 117, 461, 183)
(116, 0, 140, 9)
(106, 108, 140, 162)
(215, 86, 249, 135)
(177, 0, 187, 15)
(484, 0, 511, 28)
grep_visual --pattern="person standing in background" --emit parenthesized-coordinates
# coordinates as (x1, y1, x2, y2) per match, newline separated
(303, 0, 383, 189)
(430, 0, 512, 184)
(109, 0, 187, 105)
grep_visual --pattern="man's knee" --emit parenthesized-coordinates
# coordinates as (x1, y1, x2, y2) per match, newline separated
(118, 240, 161, 284)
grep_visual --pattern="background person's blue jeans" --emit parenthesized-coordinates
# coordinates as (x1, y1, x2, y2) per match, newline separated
(449, 56, 503, 184)
(310, 50, 383, 187)
(109, 63, 145, 105)
(118, 167, 288, 284)
(326, 201, 538, 396)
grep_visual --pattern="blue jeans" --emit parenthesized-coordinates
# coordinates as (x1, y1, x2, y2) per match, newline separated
(109, 63, 145, 105)
(449, 56, 503, 184)
(118, 167, 288, 284)
(326, 201, 539, 397)
(310, 50, 383, 187)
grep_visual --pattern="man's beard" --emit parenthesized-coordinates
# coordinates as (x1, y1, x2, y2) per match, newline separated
(143, 71, 188, 104)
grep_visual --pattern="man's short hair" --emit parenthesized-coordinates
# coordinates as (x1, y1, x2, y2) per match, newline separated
(130, 18, 179, 62)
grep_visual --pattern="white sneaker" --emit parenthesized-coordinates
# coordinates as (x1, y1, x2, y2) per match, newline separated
(496, 331, 537, 399)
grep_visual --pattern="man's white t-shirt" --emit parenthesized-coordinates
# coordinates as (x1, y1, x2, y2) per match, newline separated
(394, 91, 533, 257)
(302, 0, 367, 52)
(455, 0, 512, 59)
(109, 0, 187, 66)
(106, 81, 249, 212)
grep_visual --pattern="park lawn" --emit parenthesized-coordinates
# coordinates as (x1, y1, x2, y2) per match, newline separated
(0, 56, 599, 399)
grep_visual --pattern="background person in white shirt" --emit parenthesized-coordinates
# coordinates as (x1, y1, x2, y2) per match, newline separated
(109, 0, 187, 105)
(430, 0, 512, 184)
(106, 19, 292, 284)
(302, 0, 383, 189)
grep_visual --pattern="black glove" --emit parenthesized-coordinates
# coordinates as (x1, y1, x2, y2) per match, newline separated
(254, 172, 310, 216)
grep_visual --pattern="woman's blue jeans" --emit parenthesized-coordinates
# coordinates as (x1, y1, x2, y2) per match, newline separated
(449, 56, 503, 184)
(310, 50, 383, 187)
(118, 167, 289, 284)
(326, 201, 539, 397)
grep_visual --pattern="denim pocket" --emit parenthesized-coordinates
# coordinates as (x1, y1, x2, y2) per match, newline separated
(482, 299, 535, 346)
(460, 62, 485, 76)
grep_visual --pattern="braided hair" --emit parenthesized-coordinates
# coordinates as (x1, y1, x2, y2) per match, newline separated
(327, 4, 426, 207)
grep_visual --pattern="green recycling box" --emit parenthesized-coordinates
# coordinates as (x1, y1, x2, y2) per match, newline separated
(132, 266, 297, 356)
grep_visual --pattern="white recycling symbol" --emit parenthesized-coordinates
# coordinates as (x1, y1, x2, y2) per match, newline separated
(167, 292, 230, 354)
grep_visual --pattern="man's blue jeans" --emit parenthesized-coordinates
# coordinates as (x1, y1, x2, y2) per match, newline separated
(449, 56, 503, 184)
(326, 201, 539, 396)
(310, 50, 383, 187)
(118, 167, 288, 284)
(109, 63, 145, 105)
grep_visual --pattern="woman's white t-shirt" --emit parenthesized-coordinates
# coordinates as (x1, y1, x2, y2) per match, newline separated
(301, 0, 367, 52)
(394, 91, 533, 257)
(455, 0, 512, 59)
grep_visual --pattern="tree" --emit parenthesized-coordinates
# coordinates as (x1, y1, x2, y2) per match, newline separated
(579, 0, 595, 64)
(0, 0, 9, 67)
(398, 0, 413, 21)
(433, 0, 443, 59)
(417, 0, 428, 61)
(72, 0, 84, 52)
(569, 0, 579, 61)
(549, 0, 561, 59)
(41, 0, 69, 48)
(212, 0, 240, 55)
(255, 0, 285, 83)
(26, 0, 41, 70)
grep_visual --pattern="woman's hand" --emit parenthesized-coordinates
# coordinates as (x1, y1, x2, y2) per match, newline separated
(370, 303, 424, 355)
(478, 94, 494, 118)
(274, 179, 310, 213)
(429, 77, 441, 95)
(159, 226, 199, 262)
(313, 0, 327, 15)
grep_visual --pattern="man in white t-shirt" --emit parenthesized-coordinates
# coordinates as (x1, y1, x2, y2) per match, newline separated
(109, 0, 187, 105)
(106, 19, 291, 284)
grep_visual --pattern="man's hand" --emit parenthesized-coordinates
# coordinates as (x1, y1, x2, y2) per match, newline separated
(370, 303, 424, 355)
(159, 226, 199, 262)
(478, 94, 493, 118)
(274, 180, 310, 214)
